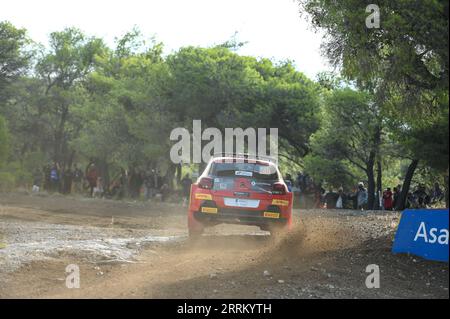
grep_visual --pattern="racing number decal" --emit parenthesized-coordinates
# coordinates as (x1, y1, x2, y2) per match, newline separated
(201, 207, 218, 214)
(272, 199, 289, 206)
(195, 193, 212, 200)
(263, 212, 280, 219)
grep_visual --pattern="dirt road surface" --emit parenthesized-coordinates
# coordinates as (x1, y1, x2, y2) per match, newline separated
(0, 192, 448, 299)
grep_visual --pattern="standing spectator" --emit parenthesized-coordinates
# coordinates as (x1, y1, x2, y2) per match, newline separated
(109, 169, 127, 199)
(413, 184, 429, 208)
(356, 182, 368, 210)
(383, 187, 394, 210)
(347, 187, 358, 209)
(93, 176, 104, 198)
(86, 163, 99, 197)
(406, 191, 416, 208)
(73, 164, 84, 194)
(49, 163, 60, 193)
(109, 179, 122, 199)
(180, 174, 193, 206)
(324, 188, 339, 209)
(336, 187, 347, 209)
(393, 186, 401, 209)
(284, 173, 293, 192)
(296, 173, 304, 191)
(314, 184, 325, 208)
(431, 182, 444, 204)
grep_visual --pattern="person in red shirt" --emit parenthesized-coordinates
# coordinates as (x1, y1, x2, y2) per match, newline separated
(86, 163, 99, 197)
(383, 187, 394, 210)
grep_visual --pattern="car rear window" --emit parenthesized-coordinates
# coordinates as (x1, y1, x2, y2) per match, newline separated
(210, 162, 279, 181)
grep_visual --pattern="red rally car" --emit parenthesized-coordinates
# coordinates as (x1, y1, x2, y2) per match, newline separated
(187, 154, 293, 237)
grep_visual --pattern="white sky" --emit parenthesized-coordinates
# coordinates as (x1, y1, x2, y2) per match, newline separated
(1, 0, 331, 78)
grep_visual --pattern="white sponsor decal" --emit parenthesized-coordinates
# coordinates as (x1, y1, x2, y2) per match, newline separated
(224, 198, 260, 208)
(414, 222, 449, 245)
(235, 171, 253, 177)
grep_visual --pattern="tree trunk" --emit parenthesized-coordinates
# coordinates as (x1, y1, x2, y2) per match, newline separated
(53, 105, 68, 165)
(66, 150, 75, 171)
(396, 159, 419, 211)
(366, 152, 376, 210)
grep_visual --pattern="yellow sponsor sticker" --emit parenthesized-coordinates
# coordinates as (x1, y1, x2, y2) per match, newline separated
(195, 193, 212, 200)
(201, 207, 218, 214)
(264, 212, 280, 219)
(272, 199, 289, 206)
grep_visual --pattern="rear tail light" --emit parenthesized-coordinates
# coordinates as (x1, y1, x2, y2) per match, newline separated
(272, 182, 287, 195)
(198, 177, 213, 189)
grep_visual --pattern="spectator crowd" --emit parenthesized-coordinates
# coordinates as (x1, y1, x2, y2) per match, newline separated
(32, 161, 180, 202)
(284, 172, 446, 210)
(31, 162, 446, 210)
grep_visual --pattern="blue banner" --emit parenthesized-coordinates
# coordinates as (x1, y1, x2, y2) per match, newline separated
(392, 209, 449, 262)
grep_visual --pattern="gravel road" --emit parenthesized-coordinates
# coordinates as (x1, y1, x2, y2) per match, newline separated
(0, 192, 448, 299)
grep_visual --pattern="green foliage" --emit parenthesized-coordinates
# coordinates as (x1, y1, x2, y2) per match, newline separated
(34, 28, 106, 165)
(392, 107, 449, 172)
(1, 161, 31, 187)
(300, 0, 448, 91)
(0, 19, 447, 198)
(303, 154, 360, 189)
(300, 0, 449, 206)
(304, 88, 383, 198)
(310, 89, 380, 167)
(0, 21, 29, 92)
(0, 172, 15, 192)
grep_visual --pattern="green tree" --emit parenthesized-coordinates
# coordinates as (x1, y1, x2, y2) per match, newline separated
(306, 88, 383, 208)
(299, 0, 448, 96)
(299, 0, 449, 208)
(35, 28, 106, 167)
(167, 47, 321, 168)
(73, 29, 169, 186)
(0, 21, 29, 94)
(387, 106, 449, 208)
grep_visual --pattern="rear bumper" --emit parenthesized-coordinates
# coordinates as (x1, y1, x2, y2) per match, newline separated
(193, 208, 289, 227)
(188, 184, 293, 229)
